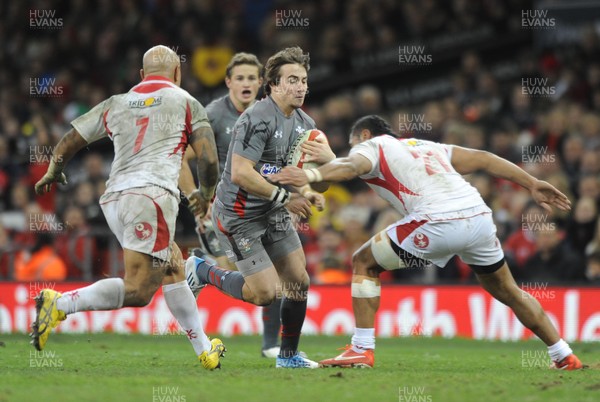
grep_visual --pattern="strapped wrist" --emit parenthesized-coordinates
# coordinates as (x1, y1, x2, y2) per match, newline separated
(305, 168, 323, 183)
(270, 186, 291, 205)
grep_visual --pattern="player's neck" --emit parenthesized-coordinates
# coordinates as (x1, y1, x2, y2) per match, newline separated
(270, 95, 294, 117)
(229, 95, 253, 113)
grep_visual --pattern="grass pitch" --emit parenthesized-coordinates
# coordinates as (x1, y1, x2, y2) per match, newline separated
(1, 333, 599, 402)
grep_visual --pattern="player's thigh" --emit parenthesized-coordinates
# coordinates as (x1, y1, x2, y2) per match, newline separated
(212, 206, 278, 293)
(374, 222, 435, 270)
(242, 264, 280, 301)
(386, 217, 453, 268)
(122, 248, 165, 292)
(457, 213, 506, 276)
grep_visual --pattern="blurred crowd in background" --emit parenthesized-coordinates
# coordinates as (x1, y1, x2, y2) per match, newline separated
(1, 0, 600, 285)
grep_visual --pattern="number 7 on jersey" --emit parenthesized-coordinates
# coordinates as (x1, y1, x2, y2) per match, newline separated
(134, 117, 149, 154)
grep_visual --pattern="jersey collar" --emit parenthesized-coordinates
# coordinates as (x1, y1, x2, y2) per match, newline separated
(141, 75, 174, 83)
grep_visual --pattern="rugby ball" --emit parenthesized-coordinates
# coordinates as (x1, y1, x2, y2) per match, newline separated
(286, 129, 328, 169)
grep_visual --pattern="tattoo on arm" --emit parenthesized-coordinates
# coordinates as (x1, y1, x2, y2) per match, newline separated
(189, 126, 219, 200)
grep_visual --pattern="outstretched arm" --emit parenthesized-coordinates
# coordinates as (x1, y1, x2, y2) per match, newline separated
(451, 146, 571, 212)
(271, 153, 373, 187)
(34, 128, 88, 194)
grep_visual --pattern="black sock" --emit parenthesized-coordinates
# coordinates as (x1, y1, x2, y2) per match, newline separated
(196, 260, 245, 301)
(279, 297, 307, 357)
(262, 297, 282, 349)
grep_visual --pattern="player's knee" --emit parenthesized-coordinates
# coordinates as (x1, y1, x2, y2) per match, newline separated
(352, 249, 371, 275)
(125, 288, 155, 307)
(252, 288, 276, 306)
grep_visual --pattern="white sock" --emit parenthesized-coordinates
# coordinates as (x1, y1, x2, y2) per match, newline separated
(547, 339, 572, 362)
(351, 327, 375, 353)
(56, 278, 125, 314)
(163, 280, 211, 355)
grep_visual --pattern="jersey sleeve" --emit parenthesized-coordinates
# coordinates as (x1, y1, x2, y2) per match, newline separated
(230, 113, 268, 163)
(430, 141, 453, 160)
(71, 99, 109, 143)
(349, 139, 379, 177)
(189, 99, 211, 132)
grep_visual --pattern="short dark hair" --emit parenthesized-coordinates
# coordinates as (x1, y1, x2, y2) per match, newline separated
(350, 115, 397, 138)
(225, 52, 263, 78)
(264, 46, 310, 95)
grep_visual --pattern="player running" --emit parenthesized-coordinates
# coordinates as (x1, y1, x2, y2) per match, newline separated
(32, 45, 226, 369)
(180, 53, 287, 357)
(186, 46, 327, 368)
(272, 115, 583, 370)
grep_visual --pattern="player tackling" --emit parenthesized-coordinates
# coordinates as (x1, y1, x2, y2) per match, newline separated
(272, 115, 583, 370)
(32, 46, 226, 369)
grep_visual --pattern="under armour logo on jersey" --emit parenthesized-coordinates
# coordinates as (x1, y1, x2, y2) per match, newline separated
(226, 127, 232, 135)
(295, 126, 304, 133)
(274, 130, 283, 139)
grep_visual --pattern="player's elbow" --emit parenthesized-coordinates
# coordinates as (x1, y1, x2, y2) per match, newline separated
(231, 164, 246, 187)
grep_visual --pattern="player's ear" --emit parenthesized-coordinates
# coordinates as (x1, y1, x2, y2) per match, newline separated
(225, 76, 232, 89)
(174, 66, 180, 86)
(360, 129, 371, 141)
(140, 69, 145, 80)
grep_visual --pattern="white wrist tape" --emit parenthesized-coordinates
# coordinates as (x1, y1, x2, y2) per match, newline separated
(305, 168, 323, 183)
(270, 187, 290, 205)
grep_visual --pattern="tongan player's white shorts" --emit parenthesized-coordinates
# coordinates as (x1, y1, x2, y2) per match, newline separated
(100, 186, 178, 261)
(387, 205, 505, 273)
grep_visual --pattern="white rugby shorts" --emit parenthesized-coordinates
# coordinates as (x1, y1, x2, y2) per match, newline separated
(100, 186, 178, 261)
(387, 205, 504, 269)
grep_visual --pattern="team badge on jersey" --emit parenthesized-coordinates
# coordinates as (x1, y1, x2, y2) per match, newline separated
(134, 222, 153, 240)
(413, 232, 429, 249)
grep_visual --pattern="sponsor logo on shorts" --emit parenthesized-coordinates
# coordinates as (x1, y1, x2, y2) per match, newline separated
(134, 222, 153, 240)
(413, 233, 429, 249)
(260, 163, 281, 176)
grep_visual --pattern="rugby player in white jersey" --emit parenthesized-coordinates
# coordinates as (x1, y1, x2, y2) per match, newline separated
(272, 115, 582, 370)
(32, 46, 226, 369)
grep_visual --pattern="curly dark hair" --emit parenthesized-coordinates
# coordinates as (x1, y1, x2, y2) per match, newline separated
(350, 115, 398, 138)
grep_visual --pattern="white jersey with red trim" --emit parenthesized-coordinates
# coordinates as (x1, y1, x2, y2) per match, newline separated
(71, 75, 210, 195)
(349, 135, 486, 217)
